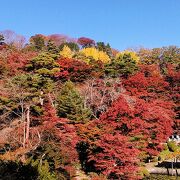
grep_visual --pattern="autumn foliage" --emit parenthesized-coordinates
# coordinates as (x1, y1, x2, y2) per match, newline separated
(0, 30, 178, 179)
(56, 58, 92, 82)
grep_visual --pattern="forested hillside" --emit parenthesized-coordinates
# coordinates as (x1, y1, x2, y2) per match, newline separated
(0, 30, 179, 180)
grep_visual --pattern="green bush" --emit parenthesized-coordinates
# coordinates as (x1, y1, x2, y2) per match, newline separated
(167, 141, 179, 152)
(140, 167, 150, 177)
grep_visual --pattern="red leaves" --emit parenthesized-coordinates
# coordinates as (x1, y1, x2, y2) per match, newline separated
(122, 65, 169, 100)
(42, 101, 78, 143)
(120, 65, 175, 154)
(6, 51, 37, 75)
(77, 37, 95, 48)
(166, 64, 180, 128)
(93, 90, 174, 169)
(47, 34, 77, 45)
(41, 101, 79, 165)
(56, 58, 92, 82)
(89, 134, 139, 179)
(76, 96, 141, 178)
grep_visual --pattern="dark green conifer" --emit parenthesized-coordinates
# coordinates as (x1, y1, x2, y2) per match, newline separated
(57, 81, 91, 123)
(26, 52, 60, 78)
(47, 40, 59, 54)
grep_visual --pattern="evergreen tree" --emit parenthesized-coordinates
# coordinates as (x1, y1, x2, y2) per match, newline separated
(26, 52, 60, 78)
(47, 40, 59, 54)
(29, 34, 45, 51)
(105, 51, 139, 78)
(57, 81, 91, 123)
(96, 42, 112, 57)
(59, 42, 79, 52)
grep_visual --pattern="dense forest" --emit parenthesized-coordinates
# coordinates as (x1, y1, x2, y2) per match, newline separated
(0, 30, 179, 180)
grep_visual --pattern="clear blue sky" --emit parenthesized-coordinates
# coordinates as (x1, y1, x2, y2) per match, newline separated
(0, 0, 180, 50)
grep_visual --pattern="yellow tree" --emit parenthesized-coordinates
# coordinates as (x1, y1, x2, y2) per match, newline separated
(59, 45, 73, 58)
(116, 50, 140, 63)
(80, 47, 110, 64)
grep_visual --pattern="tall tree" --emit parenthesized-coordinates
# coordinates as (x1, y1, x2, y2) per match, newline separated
(56, 58, 92, 82)
(29, 34, 46, 51)
(77, 37, 95, 48)
(80, 47, 110, 64)
(47, 40, 59, 54)
(26, 52, 60, 78)
(105, 51, 139, 78)
(0, 30, 26, 49)
(59, 42, 79, 52)
(59, 45, 73, 58)
(96, 42, 112, 57)
(57, 81, 91, 123)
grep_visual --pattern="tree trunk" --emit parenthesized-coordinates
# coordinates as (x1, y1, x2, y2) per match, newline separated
(25, 106, 30, 147)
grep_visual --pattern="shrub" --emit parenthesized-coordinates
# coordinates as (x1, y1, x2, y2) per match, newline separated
(167, 141, 179, 152)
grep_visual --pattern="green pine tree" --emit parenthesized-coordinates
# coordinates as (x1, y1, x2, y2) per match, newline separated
(47, 40, 59, 54)
(57, 81, 91, 123)
(29, 34, 45, 51)
(59, 42, 79, 52)
(96, 41, 112, 57)
(26, 52, 60, 78)
(105, 52, 139, 78)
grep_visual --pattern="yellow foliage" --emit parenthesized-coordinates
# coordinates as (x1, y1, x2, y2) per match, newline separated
(59, 45, 73, 58)
(80, 47, 110, 63)
(116, 50, 140, 63)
